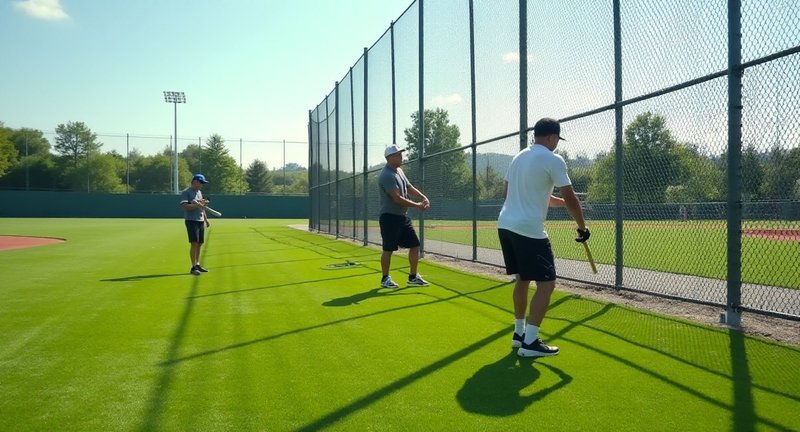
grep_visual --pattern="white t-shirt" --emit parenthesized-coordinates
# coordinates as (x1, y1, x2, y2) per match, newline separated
(497, 144, 571, 239)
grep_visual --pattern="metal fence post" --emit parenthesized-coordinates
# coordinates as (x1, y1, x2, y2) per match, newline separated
(125, 133, 129, 194)
(519, 0, 528, 151)
(335, 81, 340, 238)
(350, 67, 357, 239)
(469, 0, 478, 261)
(391, 21, 397, 145)
(316, 108, 323, 231)
(614, 0, 624, 289)
(363, 47, 369, 246)
(725, 0, 743, 326)
(418, 0, 426, 256)
(308, 110, 313, 230)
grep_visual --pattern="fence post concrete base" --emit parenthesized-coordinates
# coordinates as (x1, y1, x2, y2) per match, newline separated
(721, 308, 742, 327)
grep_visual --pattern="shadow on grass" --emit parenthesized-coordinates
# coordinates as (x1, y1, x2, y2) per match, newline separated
(730, 328, 755, 432)
(136, 234, 211, 431)
(456, 353, 572, 416)
(100, 273, 187, 282)
(160, 281, 509, 366)
(323, 287, 418, 306)
(188, 270, 380, 299)
(296, 327, 511, 432)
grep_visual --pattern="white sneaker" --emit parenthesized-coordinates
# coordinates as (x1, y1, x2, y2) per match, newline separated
(407, 274, 429, 287)
(380, 276, 399, 288)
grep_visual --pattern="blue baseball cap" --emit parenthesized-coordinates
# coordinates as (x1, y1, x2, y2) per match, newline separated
(192, 174, 208, 184)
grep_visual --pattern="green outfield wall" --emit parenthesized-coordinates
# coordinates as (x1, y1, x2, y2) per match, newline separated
(0, 191, 308, 218)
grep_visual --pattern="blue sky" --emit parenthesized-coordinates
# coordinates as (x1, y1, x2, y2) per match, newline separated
(2, 0, 796, 171)
(0, 0, 412, 167)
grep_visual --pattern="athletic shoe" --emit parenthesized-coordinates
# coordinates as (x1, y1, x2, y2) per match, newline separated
(196, 265, 209, 272)
(380, 276, 399, 288)
(512, 332, 524, 348)
(517, 338, 559, 357)
(407, 274, 429, 287)
(190, 266, 201, 276)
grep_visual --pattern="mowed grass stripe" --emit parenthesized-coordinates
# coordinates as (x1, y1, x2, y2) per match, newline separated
(422, 219, 800, 288)
(0, 219, 798, 431)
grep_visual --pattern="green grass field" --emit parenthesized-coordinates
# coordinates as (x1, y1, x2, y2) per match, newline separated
(422, 219, 800, 289)
(1, 218, 799, 431)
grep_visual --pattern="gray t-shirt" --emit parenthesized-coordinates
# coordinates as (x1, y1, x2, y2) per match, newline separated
(180, 187, 204, 221)
(379, 165, 410, 216)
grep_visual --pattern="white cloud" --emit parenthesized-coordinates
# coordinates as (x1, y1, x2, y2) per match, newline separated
(502, 52, 534, 64)
(431, 93, 463, 106)
(14, 0, 70, 21)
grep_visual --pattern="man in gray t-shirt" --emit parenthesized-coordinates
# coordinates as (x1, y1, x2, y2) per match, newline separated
(180, 174, 211, 275)
(378, 145, 431, 289)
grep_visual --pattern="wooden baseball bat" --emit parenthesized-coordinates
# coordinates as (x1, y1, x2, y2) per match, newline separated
(582, 242, 598, 274)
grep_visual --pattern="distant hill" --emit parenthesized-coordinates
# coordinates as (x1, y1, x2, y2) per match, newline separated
(472, 152, 514, 173)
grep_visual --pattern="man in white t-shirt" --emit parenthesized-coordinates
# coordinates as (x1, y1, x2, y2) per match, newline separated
(497, 118, 590, 357)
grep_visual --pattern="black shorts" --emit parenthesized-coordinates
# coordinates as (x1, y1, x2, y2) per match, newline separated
(379, 213, 420, 251)
(498, 229, 556, 281)
(185, 220, 205, 244)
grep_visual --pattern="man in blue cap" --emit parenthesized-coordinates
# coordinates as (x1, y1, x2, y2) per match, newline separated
(180, 174, 211, 275)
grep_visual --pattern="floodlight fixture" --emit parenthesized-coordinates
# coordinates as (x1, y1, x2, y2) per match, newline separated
(164, 91, 186, 103)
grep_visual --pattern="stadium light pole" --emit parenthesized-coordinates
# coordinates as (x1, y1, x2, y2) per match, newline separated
(163, 91, 186, 194)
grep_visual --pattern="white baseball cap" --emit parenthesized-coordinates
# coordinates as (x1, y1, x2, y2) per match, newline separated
(384, 144, 406, 157)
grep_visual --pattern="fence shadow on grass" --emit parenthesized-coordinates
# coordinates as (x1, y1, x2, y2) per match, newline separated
(323, 287, 419, 306)
(100, 273, 187, 282)
(136, 234, 210, 431)
(456, 354, 572, 416)
(729, 328, 755, 432)
(161, 281, 510, 366)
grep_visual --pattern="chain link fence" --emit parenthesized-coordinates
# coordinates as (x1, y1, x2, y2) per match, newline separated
(309, 0, 800, 321)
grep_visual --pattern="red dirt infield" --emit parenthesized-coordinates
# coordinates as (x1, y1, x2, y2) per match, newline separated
(742, 229, 800, 241)
(0, 236, 65, 252)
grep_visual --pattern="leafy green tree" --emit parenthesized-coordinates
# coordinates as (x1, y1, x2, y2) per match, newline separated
(718, 144, 765, 201)
(760, 146, 800, 200)
(402, 108, 471, 199)
(478, 164, 504, 200)
(130, 154, 173, 193)
(64, 152, 125, 193)
(9, 128, 50, 158)
(245, 159, 273, 193)
(667, 144, 722, 202)
(284, 163, 305, 171)
(180, 144, 203, 174)
(286, 172, 308, 194)
(589, 112, 680, 203)
(54, 121, 102, 168)
(0, 123, 18, 178)
(200, 134, 246, 194)
(587, 151, 615, 203)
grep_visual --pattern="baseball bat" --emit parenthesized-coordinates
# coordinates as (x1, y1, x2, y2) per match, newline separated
(204, 206, 222, 217)
(193, 200, 222, 217)
(582, 242, 598, 274)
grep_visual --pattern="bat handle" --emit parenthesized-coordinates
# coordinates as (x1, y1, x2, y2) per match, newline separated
(582, 242, 598, 274)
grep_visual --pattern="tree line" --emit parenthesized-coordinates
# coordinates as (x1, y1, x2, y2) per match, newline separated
(0, 121, 308, 194)
(313, 109, 799, 203)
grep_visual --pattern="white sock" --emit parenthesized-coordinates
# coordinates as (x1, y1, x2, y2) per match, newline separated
(524, 324, 540, 344)
(514, 319, 525, 335)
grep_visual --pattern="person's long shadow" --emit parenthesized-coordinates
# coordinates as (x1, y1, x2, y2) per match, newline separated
(323, 287, 417, 306)
(100, 273, 187, 282)
(456, 353, 572, 416)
